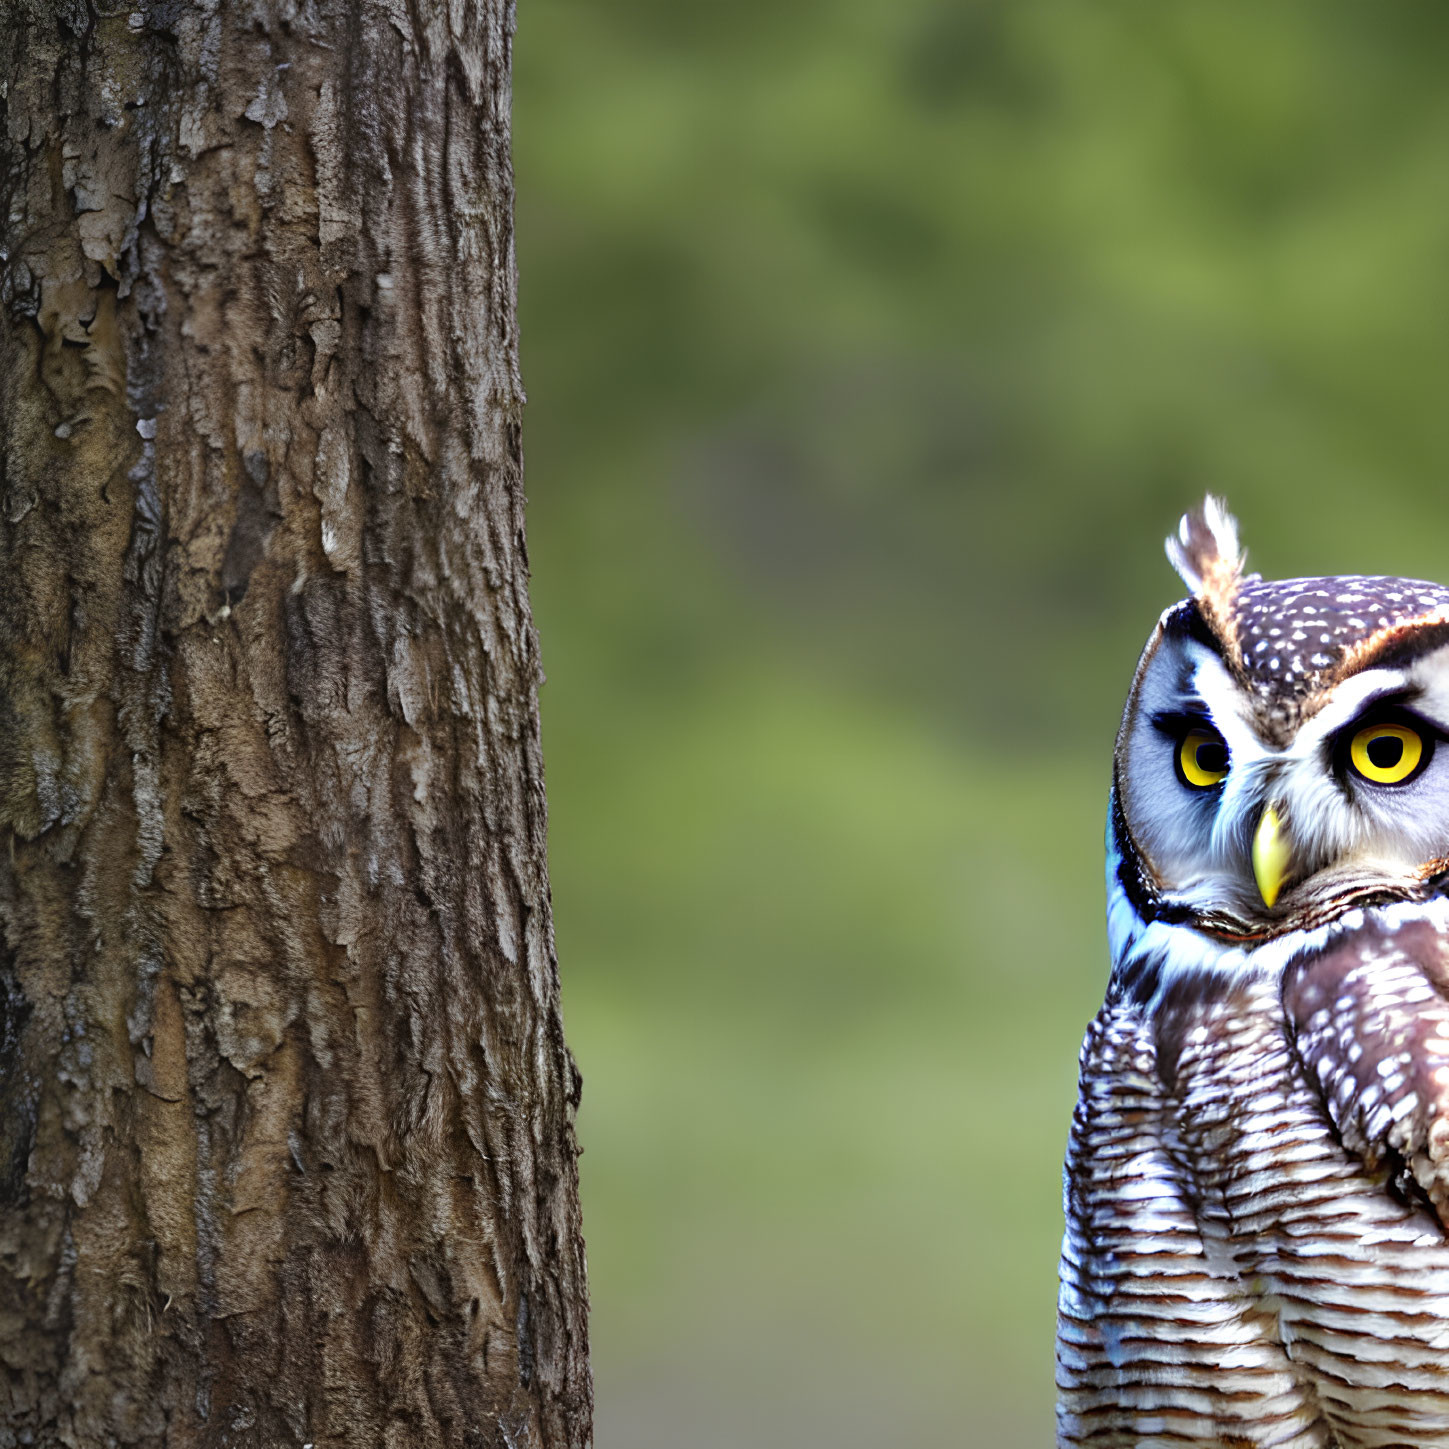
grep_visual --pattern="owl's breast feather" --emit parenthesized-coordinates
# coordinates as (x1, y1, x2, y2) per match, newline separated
(1059, 899, 1449, 1447)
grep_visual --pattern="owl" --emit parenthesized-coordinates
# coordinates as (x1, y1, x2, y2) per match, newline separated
(1057, 498, 1449, 1448)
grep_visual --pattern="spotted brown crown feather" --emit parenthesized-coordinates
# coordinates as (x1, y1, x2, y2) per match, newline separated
(1058, 497, 1449, 1448)
(1166, 494, 1449, 736)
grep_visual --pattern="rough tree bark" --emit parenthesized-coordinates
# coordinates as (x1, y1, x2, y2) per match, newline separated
(0, 3, 591, 1446)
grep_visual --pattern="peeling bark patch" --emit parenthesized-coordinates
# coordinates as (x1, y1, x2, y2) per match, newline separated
(221, 450, 276, 606)
(517, 1287, 533, 1389)
(0, 952, 36, 1206)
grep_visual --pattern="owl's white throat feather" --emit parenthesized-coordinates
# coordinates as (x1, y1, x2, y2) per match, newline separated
(1105, 849, 1449, 1005)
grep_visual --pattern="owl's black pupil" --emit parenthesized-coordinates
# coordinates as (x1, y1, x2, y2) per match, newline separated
(1367, 735, 1403, 769)
(1195, 740, 1227, 774)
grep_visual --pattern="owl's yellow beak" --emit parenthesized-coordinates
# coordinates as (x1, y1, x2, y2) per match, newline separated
(1252, 803, 1291, 909)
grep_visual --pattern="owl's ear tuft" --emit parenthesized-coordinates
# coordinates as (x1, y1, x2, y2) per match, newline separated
(1165, 495, 1245, 601)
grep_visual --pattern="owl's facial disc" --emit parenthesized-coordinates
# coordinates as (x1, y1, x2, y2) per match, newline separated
(1114, 624, 1449, 940)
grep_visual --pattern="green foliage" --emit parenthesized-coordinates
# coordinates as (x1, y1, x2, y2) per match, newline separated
(514, 4, 1449, 1442)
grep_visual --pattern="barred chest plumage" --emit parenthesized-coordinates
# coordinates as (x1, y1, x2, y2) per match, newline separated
(1060, 905, 1449, 1447)
(1061, 499, 1449, 1448)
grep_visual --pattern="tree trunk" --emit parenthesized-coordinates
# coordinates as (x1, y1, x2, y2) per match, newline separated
(0, 3, 591, 1446)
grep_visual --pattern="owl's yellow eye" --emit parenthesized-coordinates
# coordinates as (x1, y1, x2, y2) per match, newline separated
(1349, 722, 1424, 785)
(1179, 728, 1229, 788)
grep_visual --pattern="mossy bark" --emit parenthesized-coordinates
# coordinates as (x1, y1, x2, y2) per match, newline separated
(0, 2, 591, 1445)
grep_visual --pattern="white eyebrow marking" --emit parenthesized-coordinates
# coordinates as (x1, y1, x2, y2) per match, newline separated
(1187, 654, 1413, 860)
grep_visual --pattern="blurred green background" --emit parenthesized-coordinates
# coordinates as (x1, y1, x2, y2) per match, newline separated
(512, 4, 1449, 1444)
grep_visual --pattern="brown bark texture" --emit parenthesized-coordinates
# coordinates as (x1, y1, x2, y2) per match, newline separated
(0, 1, 591, 1446)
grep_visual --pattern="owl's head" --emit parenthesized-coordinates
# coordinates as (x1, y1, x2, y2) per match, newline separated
(1112, 497, 1449, 966)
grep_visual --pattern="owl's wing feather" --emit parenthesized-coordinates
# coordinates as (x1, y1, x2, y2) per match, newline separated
(1284, 912, 1449, 1225)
